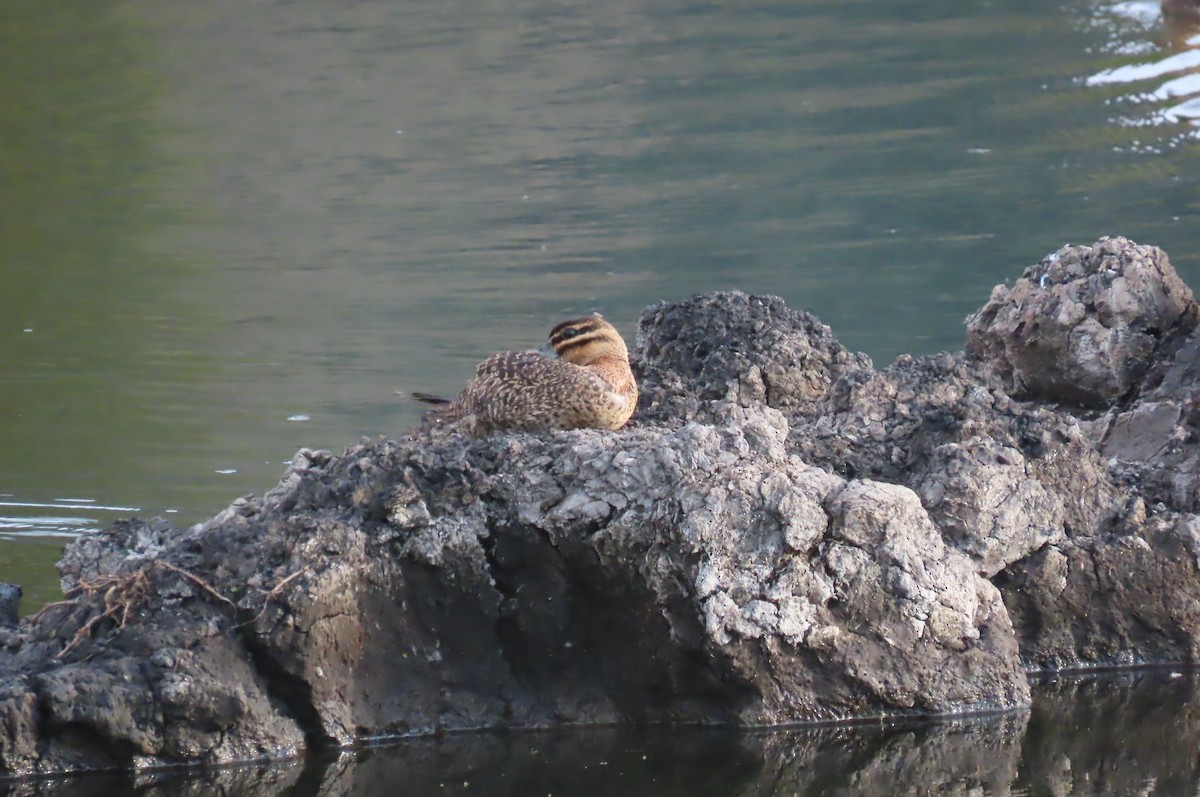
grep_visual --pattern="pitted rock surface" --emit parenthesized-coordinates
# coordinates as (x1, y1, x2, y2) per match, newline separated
(965, 236, 1195, 407)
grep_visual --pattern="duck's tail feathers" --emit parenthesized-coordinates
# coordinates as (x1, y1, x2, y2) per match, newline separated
(410, 391, 452, 405)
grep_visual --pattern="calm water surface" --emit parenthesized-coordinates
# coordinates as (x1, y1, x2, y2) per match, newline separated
(3, 671, 1197, 796)
(1, 0, 1199, 787)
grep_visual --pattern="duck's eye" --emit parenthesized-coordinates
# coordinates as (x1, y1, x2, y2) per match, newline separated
(561, 328, 581, 339)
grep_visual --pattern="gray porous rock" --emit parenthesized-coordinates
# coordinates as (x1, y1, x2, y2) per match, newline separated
(1094, 317, 1200, 513)
(1, 236, 1199, 776)
(964, 236, 1195, 407)
(633, 291, 874, 422)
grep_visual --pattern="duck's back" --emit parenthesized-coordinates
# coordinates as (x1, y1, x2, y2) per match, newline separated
(422, 350, 634, 436)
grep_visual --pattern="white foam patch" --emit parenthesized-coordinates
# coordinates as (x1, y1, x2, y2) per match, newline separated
(1153, 71, 1200, 100)
(0, 516, 97, 538)
(1087, 48, 1200, 86)
(1165, 95, 1200, 121)
(0, 500, 140, 512)
(1108, 1, 1163, 25)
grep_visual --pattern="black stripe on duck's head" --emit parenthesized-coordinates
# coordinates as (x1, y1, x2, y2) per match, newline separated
(542, 314, 629, 366)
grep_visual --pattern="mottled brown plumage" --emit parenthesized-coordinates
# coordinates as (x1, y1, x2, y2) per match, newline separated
(417, 315, 637, 437)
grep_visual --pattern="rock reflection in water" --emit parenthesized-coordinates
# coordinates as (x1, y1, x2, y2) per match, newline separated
(0, 759, 300, 797)
(1020, 670, 1200, 796)
(8, 671, 1200, 796)
(290, 720, 1023, 797)
(320, 730, 762, 797)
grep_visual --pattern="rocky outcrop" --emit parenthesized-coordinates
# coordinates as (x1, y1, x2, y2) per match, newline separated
(0, 424, 1029, 775)
(965, 238, 1194, 407)
(0, 235, 1198, 777)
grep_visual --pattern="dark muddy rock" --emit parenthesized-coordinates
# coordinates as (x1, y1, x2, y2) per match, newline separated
(1094, 319, 1200, 513)
(0, 586, 305, 776)
(0, 585, 19, 627)
(633, 291, 874, 423)
(1000, 513, 1200, 670)
(2, 235, 1200, 776)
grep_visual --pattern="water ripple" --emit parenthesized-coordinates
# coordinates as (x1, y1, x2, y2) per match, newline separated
(0, 498, 141, 539)
(1087, 46, 1200, 86)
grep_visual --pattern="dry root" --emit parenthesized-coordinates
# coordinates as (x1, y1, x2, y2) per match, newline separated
(37, 561, 305, 659)
(53, 569, 153, 659)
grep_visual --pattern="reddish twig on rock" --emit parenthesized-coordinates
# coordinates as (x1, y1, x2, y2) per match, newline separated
(35, 560, 309, 657)
(235, 569, 307, 628)
(155, 561, 237, 610)
(52, 569, 153, 659)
